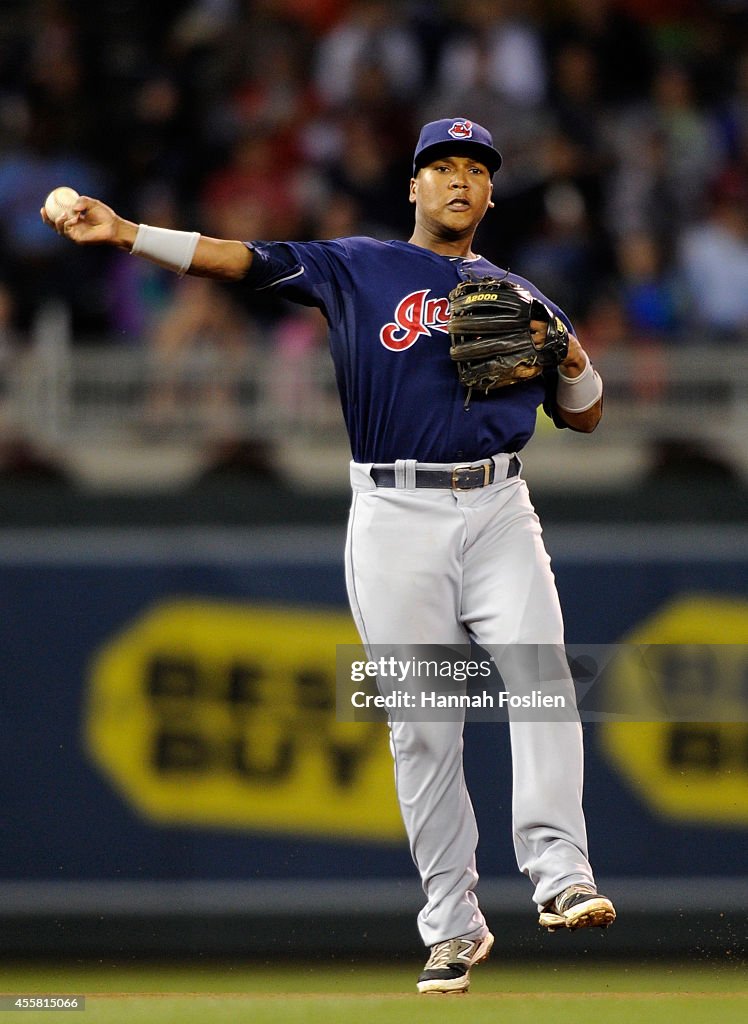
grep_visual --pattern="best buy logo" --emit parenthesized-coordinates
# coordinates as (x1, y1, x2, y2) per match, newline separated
(601, 595, 748, 826)
(85, 600, 403, 841)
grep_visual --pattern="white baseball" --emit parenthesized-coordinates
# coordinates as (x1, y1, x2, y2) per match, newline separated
(44, 186, 80, 220)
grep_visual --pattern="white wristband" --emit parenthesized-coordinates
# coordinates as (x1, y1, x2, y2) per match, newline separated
(131, 224, 200, 276)
(556, 354, 603, 413)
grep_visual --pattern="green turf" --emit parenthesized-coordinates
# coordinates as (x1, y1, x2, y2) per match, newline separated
(1, 962, 746, 1023)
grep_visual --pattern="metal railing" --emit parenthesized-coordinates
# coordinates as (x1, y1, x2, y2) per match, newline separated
(4, 341, 343, 444)
(3, 335, 747, 481)
(592, 347, 748, 449)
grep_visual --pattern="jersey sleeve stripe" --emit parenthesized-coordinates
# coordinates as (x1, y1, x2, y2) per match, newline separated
(254, 266, 306, 291)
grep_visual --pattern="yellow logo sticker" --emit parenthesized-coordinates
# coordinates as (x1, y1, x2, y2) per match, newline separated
(600, 596, 748, 826)
(86, 601, 403, 841)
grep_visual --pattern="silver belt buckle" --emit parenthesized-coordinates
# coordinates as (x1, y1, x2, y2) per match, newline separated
(451, 462, 491, 490)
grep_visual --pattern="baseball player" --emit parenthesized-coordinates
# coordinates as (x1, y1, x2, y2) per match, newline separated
(42, 117, 615, 994)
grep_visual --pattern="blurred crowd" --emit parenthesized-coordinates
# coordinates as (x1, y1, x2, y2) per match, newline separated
(1, 0, 748, 376)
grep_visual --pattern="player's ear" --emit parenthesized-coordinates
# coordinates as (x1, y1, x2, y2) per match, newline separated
(488, 184, 495, 209)
(409, 177, 417, 204)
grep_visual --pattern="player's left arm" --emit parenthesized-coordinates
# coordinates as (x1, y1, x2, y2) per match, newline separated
(521, 278, 602, 433)
(529, 302, 602, 433)
(554, 334, 603, 432)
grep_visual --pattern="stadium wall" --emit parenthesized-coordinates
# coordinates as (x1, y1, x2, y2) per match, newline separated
(1, 522, 746, 959)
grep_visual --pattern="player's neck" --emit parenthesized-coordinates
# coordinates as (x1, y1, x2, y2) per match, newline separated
(407, 225, 478, 260)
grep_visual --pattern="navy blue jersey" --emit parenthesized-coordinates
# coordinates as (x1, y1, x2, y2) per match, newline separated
(245, 237, 573, 464)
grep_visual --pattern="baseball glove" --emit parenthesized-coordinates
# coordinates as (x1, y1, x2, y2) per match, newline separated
(447, 276, 569, 402)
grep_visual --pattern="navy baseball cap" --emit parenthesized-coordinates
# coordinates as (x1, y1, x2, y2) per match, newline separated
(413, 118, 503, 176)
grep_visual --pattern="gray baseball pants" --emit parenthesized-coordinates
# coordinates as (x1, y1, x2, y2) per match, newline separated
(345, 457, 596, 947)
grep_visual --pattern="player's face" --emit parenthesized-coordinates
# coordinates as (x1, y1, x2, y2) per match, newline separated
(409, 156, 494, 238)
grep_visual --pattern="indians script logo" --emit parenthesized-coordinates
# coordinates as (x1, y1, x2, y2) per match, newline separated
(448, 119, 473, 140)
(380, 290, 450, 351)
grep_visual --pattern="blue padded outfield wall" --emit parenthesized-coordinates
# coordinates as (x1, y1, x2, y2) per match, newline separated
(2, 524, 747, 887)
(1, 523, 747, 956)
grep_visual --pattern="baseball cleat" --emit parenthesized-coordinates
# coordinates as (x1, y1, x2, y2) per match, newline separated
(417, 931, 494, 994)
(539, 883, 616, 932)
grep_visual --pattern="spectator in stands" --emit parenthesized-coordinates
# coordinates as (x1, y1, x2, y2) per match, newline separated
(512, 179, 604, 320)
(313, 0, 423, 111)
(548, 0, 656, 105)
(200, 130, 306, 242)
(105, 185, 180, 342)
(615, 231, 683, 344)
(117, 72, 191, 211)
(677, 167, 748, 342)
(604, 62, 723, 243)
(0, 104, 107, 337)
(318, 113, 411, 238)
(147, 274, 258, 437)
(201, 17, 316, 153)
(547, 40, 608, 217)
(650, 62, 724, 223)
(433, 0, 547, 109)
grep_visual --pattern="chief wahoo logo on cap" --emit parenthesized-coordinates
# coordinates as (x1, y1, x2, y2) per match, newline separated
(448, 119, 473, 140)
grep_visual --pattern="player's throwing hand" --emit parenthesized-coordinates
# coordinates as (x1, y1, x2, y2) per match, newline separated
(40, 196, 128, 248)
